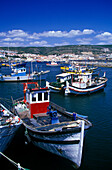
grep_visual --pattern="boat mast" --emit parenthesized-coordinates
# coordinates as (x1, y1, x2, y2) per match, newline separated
(31, 61, 33, 74)
(40, 65, 42, 87)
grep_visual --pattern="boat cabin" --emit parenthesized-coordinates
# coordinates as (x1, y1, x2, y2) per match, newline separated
(56, 73, 71, 83)
(24, 83, 50, 118)
(72, 73, 92, 88)
(11, 67, 26, 77)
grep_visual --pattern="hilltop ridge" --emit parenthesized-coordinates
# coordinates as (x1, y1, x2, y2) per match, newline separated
(0, 45, 112, 55)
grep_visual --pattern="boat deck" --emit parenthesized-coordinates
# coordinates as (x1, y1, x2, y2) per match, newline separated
(22, 116, 81, 133)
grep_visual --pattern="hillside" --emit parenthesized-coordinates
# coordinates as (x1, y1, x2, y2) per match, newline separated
(0, 45, 112, 55)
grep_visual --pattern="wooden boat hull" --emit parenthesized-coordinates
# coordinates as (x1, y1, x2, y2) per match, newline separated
(48, 84, 62, 93)
(25, 120, 84, 168)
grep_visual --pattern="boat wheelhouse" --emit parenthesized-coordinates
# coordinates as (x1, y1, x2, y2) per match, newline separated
(11, 67, 26, 76)
(24, 82, 50, 118)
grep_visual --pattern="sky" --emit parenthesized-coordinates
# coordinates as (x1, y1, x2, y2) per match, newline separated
(0, 0, 112, 47)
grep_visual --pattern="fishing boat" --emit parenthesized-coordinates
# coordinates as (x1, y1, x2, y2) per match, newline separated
(46, 61, 59, 66)
(61, 65, 87, 73)
(0, 66, 50, 82)
(13, 82, 92, 168)
(46, 73, 71, 92)
(61, 64, 97, 74)
(0, 103, 22, 155)
(65, 72, 107, 95)
(11, 62, 26, 68)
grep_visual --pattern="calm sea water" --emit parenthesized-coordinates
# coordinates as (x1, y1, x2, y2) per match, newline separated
(0, 62, 112, 170)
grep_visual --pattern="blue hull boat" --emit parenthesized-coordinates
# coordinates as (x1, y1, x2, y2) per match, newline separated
(0, 103, 22, 155)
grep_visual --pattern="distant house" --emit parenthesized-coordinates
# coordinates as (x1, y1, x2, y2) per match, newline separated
(81, 52, 93, 55)
(0, 54, 5, 58)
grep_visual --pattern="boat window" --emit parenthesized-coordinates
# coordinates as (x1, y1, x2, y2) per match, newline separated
(44, 92, 48, 100)
(32, 93, 36, 102)
(38, 93, 42, 101)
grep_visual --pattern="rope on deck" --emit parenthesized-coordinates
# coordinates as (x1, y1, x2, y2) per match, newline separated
(0, 152, 29, 170)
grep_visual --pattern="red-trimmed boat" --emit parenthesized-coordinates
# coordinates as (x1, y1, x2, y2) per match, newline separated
(65, 72, 107, 95)
(13, 82, 92, 168)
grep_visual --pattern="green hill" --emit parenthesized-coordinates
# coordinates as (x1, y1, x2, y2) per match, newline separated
(0, 45, 112, 55)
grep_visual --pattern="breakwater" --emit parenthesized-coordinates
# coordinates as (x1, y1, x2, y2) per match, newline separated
(74, 60, 112, 67)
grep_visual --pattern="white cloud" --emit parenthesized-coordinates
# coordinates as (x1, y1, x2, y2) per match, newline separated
(96, 32, 112, 44)
(0, 42, 24, 47)
(13, 38, 24, 41)
(2, 37, 24, 42)
(38, 30, 67, 37)
(7, 30, 28, 37)
(0, 29, 112, 46)
(28, 32, 40, 40)
(54, 42, 70, 46)
(96, 32, 112, 40)
(37, 29, 94, 38)
(0, 32, 6, 37)
(2, 38, 12, 41)
(83, 29, 95, 35)
(29, 40, 48, 46)
(76, 38, 93, 45)
(96, 42, 108, 45)
(66, 30, 82, 37)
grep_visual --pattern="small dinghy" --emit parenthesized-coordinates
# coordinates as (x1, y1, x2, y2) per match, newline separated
(13, 82, 92, 168)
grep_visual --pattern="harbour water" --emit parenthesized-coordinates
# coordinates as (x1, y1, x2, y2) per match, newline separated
(0, 62, 112, 170)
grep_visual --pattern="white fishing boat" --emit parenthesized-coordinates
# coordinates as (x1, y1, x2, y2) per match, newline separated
(0, 67, 50, 82)
(46, 61, 59, 66)
(65, 72, 107, 95)
(0, 103, 22, 154)
(13, 82, 92, 168)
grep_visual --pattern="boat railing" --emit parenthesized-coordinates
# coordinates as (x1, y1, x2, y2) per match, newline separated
(50, 101, 66, 115)
(50, 101, 75, 118)
(50, 101, 92, 127)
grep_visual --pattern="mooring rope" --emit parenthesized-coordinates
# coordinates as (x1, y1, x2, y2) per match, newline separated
(0, 152, 28, 170)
